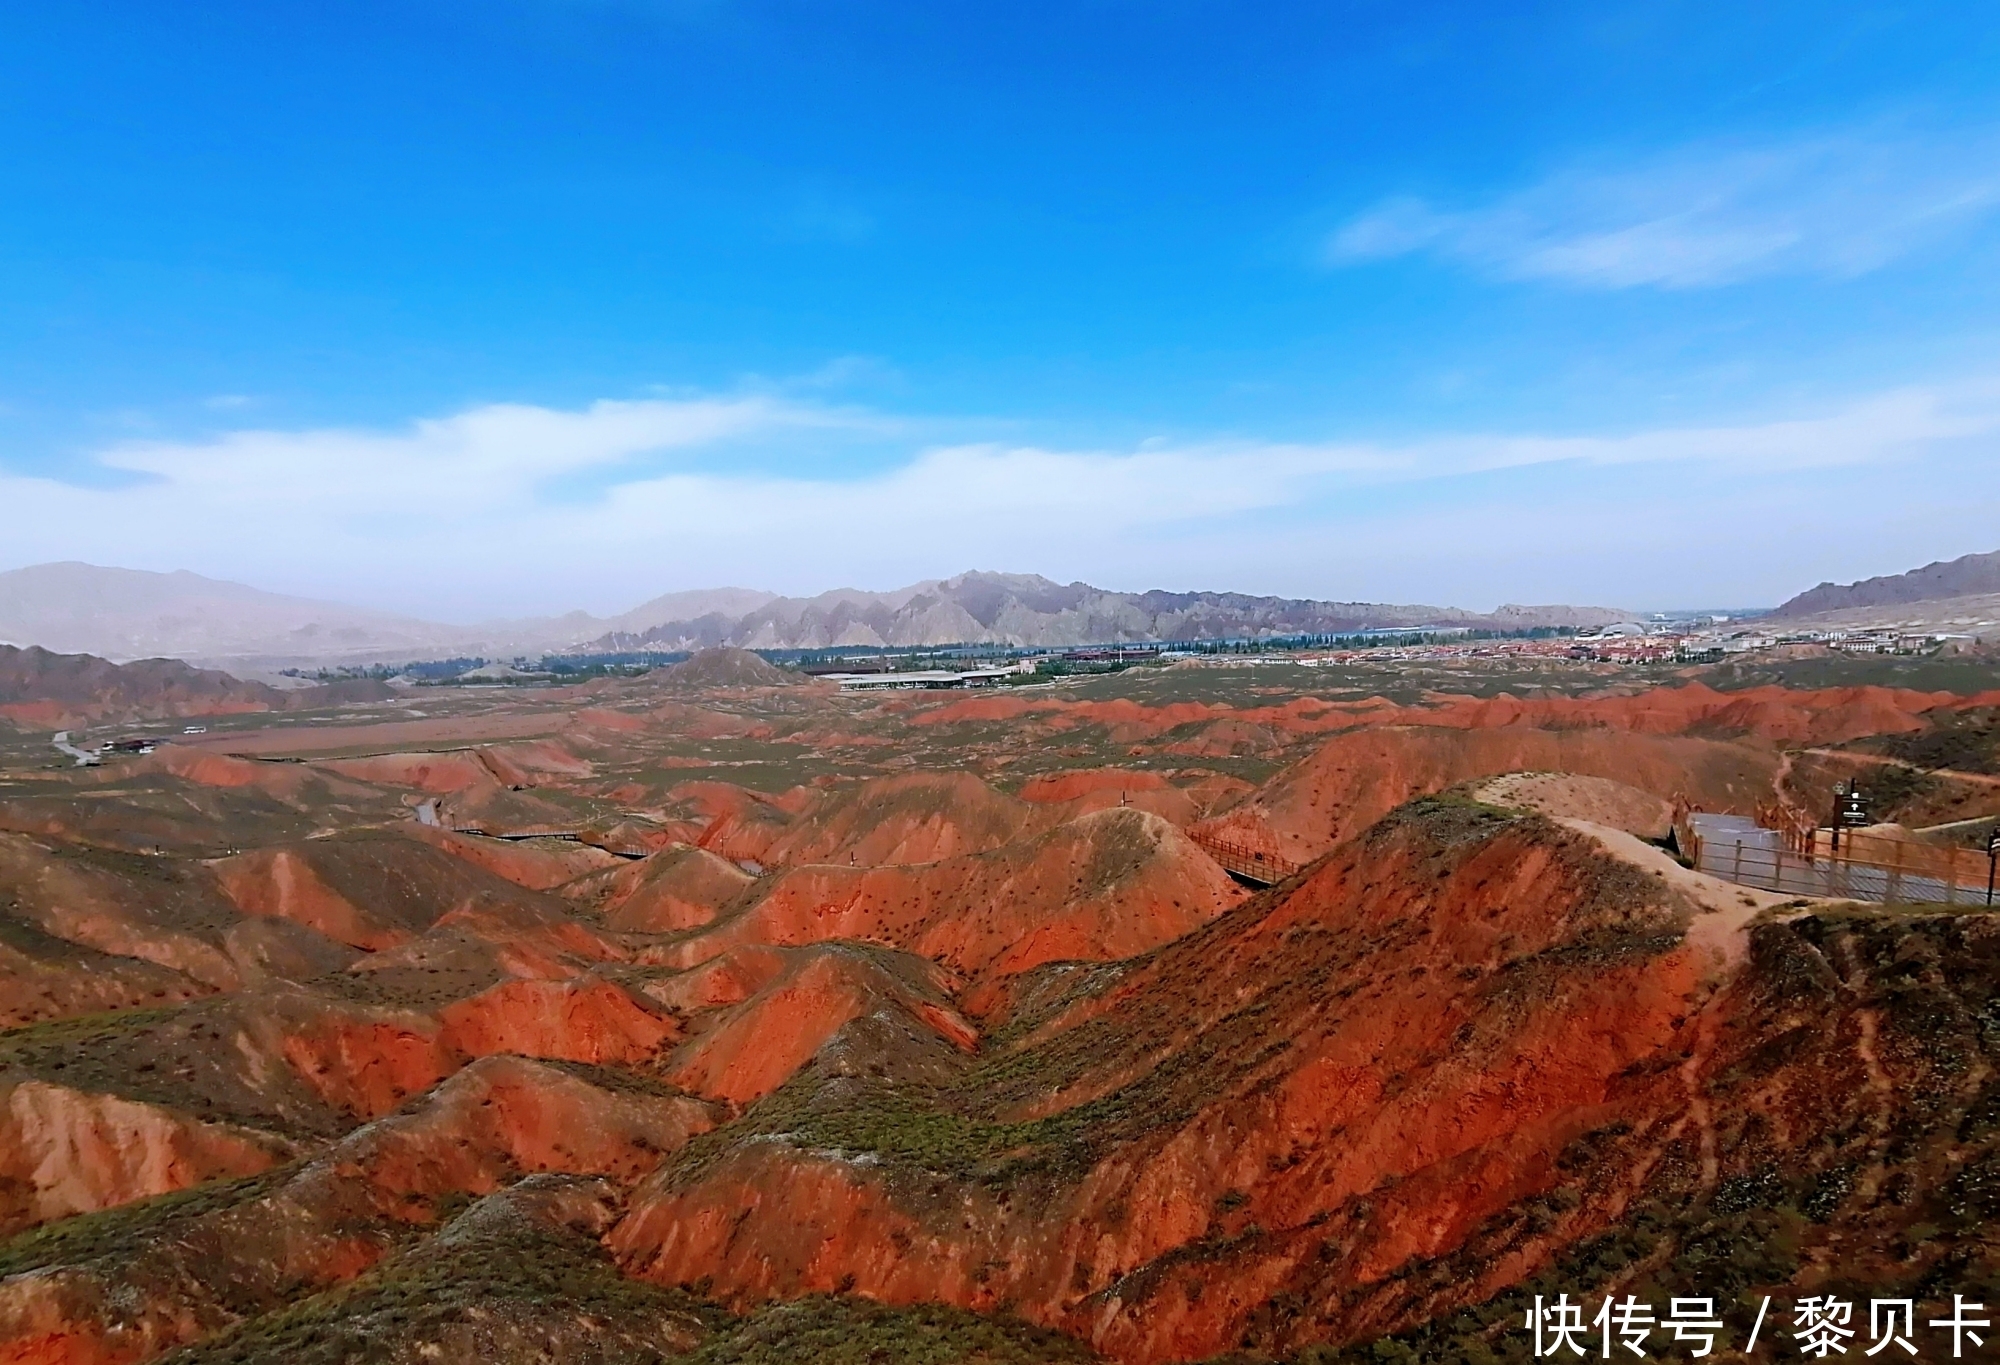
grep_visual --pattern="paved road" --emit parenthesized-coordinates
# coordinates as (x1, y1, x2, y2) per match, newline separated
(50, 731, 99, 766)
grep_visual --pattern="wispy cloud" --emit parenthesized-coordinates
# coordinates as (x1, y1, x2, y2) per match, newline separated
(1328, 126, 2000, 288)
(4, 380, 1996, 616)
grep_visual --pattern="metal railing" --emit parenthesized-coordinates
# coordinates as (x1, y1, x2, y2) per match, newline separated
(1187, 831, 1303, 887)
(443, 822, 583, 841)
(1676, 806, 1997, 906)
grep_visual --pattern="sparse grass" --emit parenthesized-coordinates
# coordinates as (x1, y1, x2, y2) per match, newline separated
(541, 1057, 710, 1101)
(1699, 654, 2000, 695)
(686, 1295, 1101, 1365)
(1851, 706, 2000, 777)
(1385, 792, 1524, 843)
(0, 1002, 181, 1049)
(163, 1181, 1099, 1365)
(0, 998, 347, 1137)
(0, 1170, 282, 1278)
(658, 1074, 1093, 1187)
(164, 1181, 724, 1365)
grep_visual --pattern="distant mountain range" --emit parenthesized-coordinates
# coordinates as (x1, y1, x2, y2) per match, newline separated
(1772, 549, 2000, 618)
(0, 563, 643, 669)
(0, 563, 472, 664)
(587, 572, 1634, 652)
(0, 563, 1635, 666)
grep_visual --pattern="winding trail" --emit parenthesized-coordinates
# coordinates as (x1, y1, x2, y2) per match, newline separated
(1797, 747, 2000, 789)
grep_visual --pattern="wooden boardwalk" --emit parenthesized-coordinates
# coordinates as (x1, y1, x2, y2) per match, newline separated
(1186, 831, 1303, 887)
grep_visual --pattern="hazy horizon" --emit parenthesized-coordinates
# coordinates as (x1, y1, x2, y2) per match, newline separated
(0, 558, 1803, 631)
(4, 4, 1997, 618)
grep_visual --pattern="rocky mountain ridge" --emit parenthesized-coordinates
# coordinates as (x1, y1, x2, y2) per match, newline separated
(1773, 547, 2000, 617)
(0, 562, 1630, 666)
(586, 571, 1632, 652)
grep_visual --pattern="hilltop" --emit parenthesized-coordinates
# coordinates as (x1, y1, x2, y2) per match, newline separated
(1773, 547, 2000, 617)
(656, 646, 800, 689)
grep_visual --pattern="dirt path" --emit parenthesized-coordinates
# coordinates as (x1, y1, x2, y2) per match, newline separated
(1797, 747, 2000, 789)
(1556, 818, 1803, 975)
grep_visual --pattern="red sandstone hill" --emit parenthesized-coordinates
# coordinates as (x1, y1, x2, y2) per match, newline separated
(3, 665, 2000, 1365)
(609, 798, 2000, 1361)
(656, 646, 801, 689)
(686, 770, 1047, 870)
(595, 844, 756, 932)
(664, 806, 1245, 988)
(2, 785, 1995, 1364)
(1194, 724, 1781, 864)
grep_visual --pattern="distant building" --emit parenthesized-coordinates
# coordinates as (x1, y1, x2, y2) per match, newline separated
(826, 666, 1026, 690)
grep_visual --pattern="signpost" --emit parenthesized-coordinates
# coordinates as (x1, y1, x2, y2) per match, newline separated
(1832, 782, 1870, 852)
(1840, 785, 1870, 826)
(1988, 826, 1999, 908)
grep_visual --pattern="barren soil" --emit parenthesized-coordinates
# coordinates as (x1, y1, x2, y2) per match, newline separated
(4, 649, 2000, 1364)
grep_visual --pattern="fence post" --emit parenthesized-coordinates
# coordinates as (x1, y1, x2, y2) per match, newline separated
(1886, 838, 1904, 905)
(1733, 840, 1743, 883)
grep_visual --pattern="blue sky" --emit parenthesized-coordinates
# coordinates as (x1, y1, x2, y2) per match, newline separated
(4, 0, 1999, 619)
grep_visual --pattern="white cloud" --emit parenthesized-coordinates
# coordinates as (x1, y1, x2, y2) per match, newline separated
(1328, 127, 2000, 288)
(3, 380, 1996, 617)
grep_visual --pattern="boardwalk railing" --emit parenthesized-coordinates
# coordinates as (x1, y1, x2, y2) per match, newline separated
(1793, 826, 1994, 893)
(446, 823, 584, 840)
(1187, 831, 1303, 887)
(1675, 804, 1996, 906)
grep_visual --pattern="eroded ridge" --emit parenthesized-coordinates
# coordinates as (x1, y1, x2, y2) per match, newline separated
(1, 651, 1997, 1363)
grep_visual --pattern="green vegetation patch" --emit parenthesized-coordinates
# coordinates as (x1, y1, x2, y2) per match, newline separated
(0, 1169, 283, 1278)
(660, 1072, 1095, 1188)
(1383, 792, 1525, 846)
(166, 1184, 725, 1365)
(687, 1295, 1100, 1365)
(0, 1003, 182, 1058)
(785, 1089, 1088, 1181)
(1699, 653, 2000, 696)
(1850, 705, 2000, 777)
(0, 997, 348, 1138)
(163, 1177, 1099, 1365)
